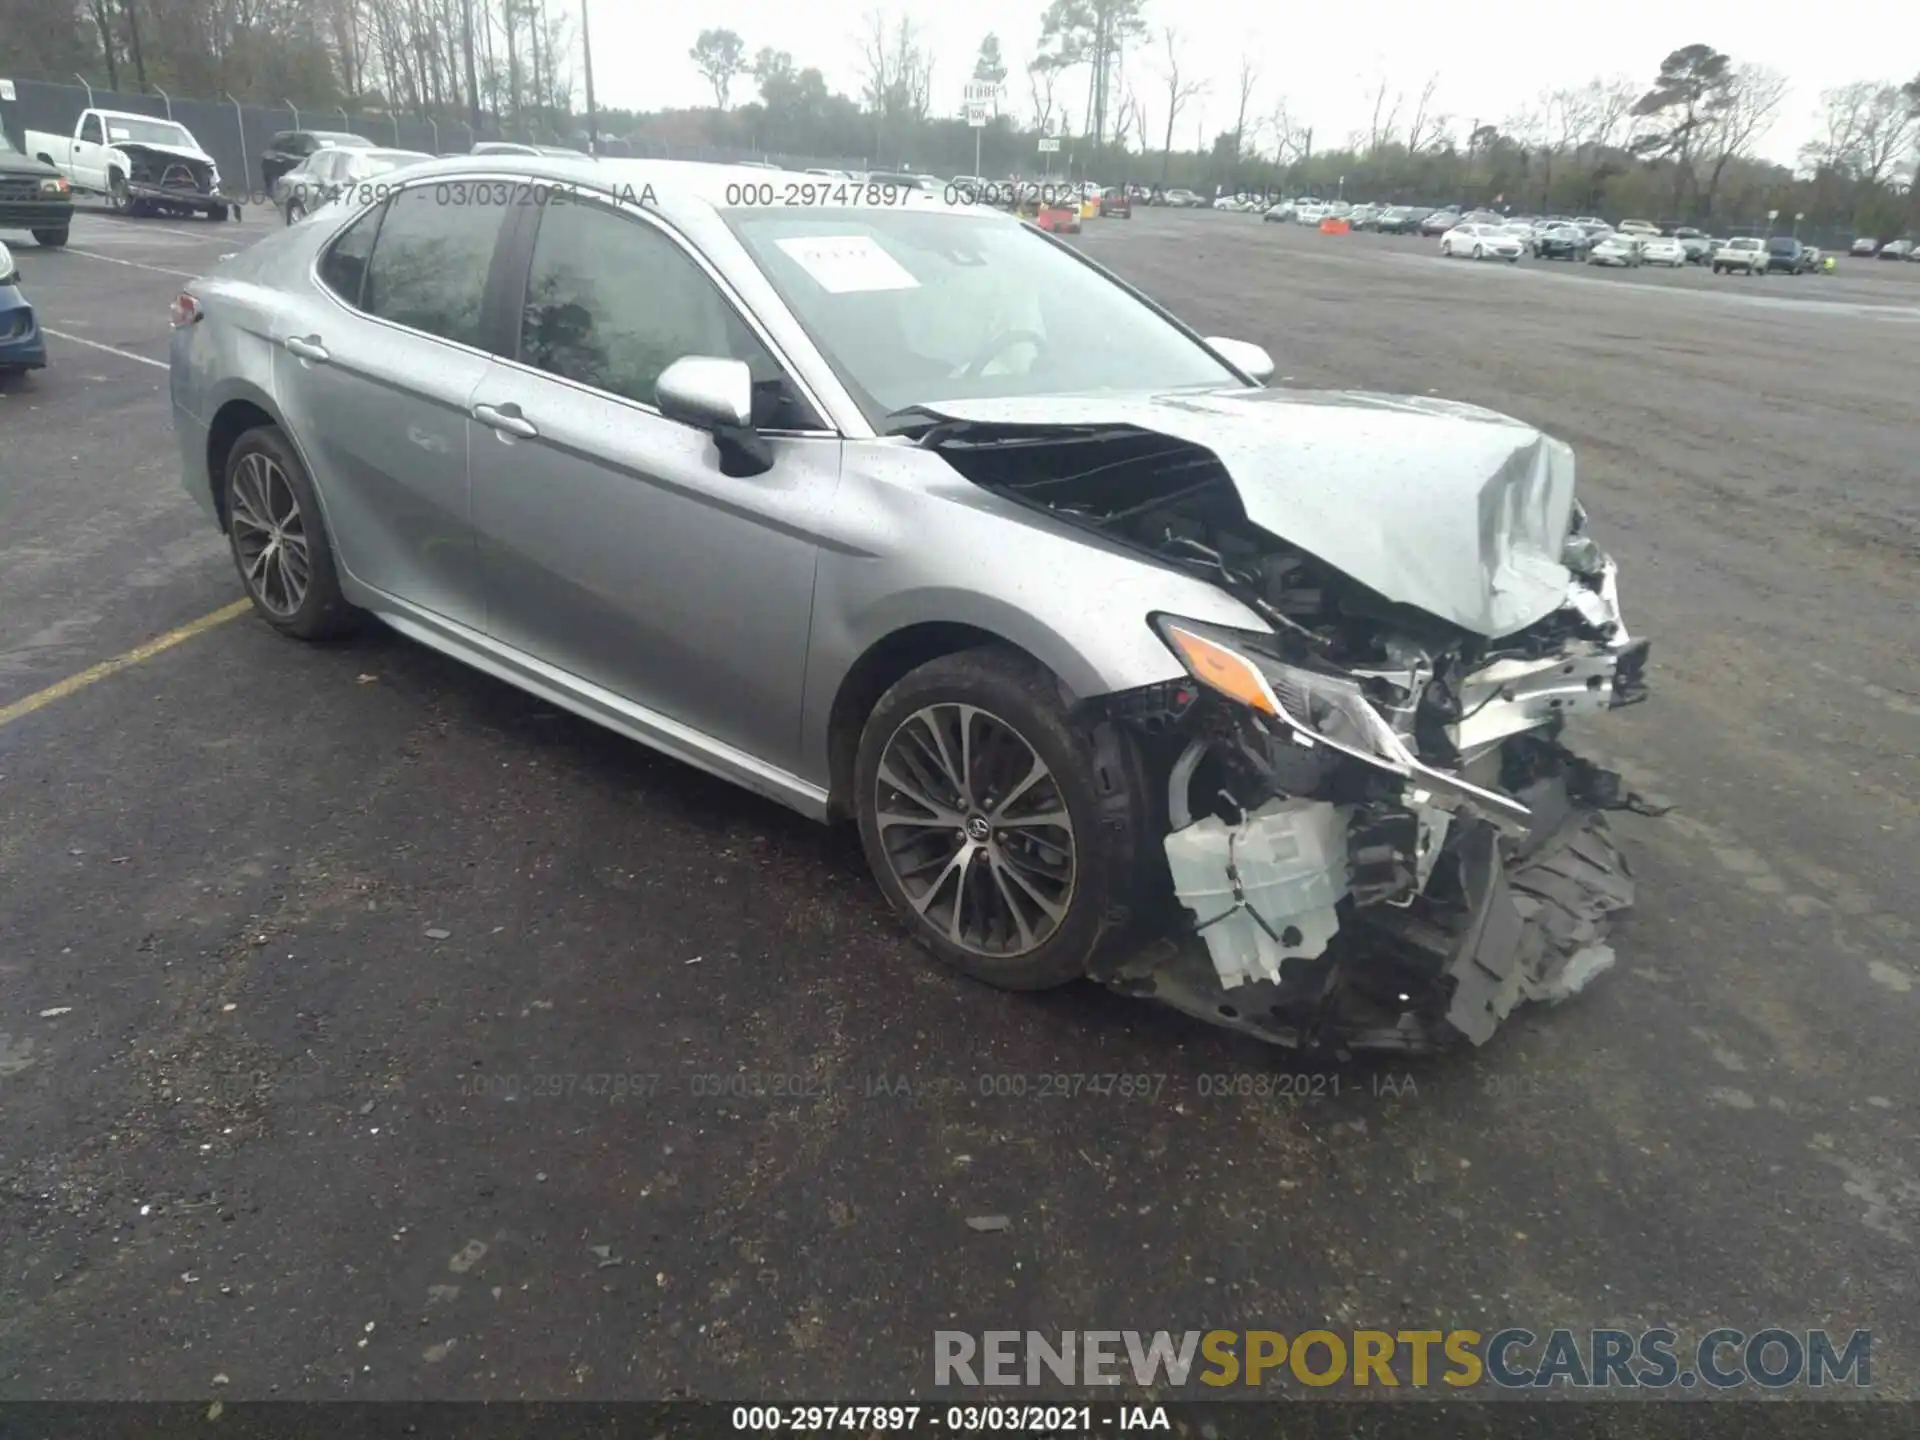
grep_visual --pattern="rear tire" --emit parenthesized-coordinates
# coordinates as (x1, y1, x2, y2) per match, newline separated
(853, 647, 1150, 992)
(221, 425, 361, 641)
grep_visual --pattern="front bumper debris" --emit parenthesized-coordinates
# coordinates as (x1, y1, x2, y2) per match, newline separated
(1097, 740, 1640, 1054)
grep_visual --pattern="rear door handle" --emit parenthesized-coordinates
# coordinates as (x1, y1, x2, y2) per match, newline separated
(472, 401, 538, 438)
(284, 334, 329, 362)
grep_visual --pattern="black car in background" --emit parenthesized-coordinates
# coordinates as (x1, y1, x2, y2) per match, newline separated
(1373, 205, 1425, 234)
(0, 130, 74, 247)
(1765, 236, 1814, 274)
(1532, 223, 1592, 261)
(259, 130, 375, 189)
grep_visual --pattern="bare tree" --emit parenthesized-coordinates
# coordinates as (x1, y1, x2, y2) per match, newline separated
(1577, 75, 1639, 153)
(1263, 96, 1311, 166)
(1699, 63, 1788, 217)
(1364, 74, 1401, 155)
(1230, 56, 1258, 161)
(1153, 25, 1204, 186)
(1801, 82, 1875, 175)
(1026, 57, 1059, 137)
(1849, 83, 1919, 184)
(1404, 74, 1441, 153)
(1113, 88, 1146, 153)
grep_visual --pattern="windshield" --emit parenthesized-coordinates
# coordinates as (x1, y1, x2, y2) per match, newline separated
(103, 116, 194, 147)
(1729, 239, 1760, 250)
(725, 208, 1241, 426)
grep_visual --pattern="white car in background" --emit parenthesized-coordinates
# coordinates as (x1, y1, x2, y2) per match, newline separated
(1295, 202, 1329, 225)
(1439, 222, 1523, 261)
(1587, 235, 1643, 267)
(1637, 236, 1686, 267)
(1711, 237, 1768, 275)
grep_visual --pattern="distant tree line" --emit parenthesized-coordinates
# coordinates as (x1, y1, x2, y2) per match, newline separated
(3, 1, 1915, 234)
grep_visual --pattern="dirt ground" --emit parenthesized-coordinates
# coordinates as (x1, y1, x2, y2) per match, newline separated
(1, 203, 1916, 1402)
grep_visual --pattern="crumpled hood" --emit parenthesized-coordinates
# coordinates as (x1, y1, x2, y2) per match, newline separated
(910, 387, 1580, 637)
(115, 141, 215, 166)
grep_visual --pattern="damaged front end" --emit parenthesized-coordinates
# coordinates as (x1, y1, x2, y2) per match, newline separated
(911, 406, 1653, 1053)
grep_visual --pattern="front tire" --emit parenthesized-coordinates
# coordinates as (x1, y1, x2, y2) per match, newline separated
(107, 171, 131, 213)
(32, 227, 69, 248)
(221, 425, 360, 640)
(853, 647, 1148, 991)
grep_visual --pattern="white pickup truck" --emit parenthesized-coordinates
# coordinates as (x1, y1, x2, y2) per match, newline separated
(23, 108, 239, 219)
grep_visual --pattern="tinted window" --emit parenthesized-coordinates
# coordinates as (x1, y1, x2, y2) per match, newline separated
(361, 185, 499, 346)
(519, 200, 819, 429)
(318, 204, 383, 305)
(81, 114, 104, 145)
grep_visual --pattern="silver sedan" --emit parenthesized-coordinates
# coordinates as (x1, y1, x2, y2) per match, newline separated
(168, 156, 1651, 1053)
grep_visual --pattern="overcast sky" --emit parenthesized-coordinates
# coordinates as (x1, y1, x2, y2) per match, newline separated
(580, 0, 1910, 166)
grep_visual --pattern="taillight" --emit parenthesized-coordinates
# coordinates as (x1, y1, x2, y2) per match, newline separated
(170, 292, 201, 327)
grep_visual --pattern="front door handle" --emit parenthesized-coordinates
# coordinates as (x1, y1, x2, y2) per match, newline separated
(473, 401, 538, 438)
(284, 334, 329, 362)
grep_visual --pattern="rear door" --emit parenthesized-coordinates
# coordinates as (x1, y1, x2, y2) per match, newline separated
(269, 184, 516, 629)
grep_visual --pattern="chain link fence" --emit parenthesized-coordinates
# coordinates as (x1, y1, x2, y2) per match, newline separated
(1, 76, 870, 205)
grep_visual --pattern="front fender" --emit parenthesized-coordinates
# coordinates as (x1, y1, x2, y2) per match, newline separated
(796, 441, 1269, 785)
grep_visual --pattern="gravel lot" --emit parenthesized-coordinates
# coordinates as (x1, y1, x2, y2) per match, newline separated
(2, 202, 1916, 1402)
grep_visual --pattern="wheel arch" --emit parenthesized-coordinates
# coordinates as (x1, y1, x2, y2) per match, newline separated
(203, 391, 286, 531)
(823, 622, 1058, 822)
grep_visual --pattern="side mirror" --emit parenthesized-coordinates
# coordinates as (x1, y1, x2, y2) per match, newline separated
(655, 356, 772, 477)
(656, 355, 752, 429)
(1204, 336, 1276, 384)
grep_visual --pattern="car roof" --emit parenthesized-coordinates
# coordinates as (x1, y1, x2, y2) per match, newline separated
(93, 107, 183, 122)
(362, 154, 975, 225)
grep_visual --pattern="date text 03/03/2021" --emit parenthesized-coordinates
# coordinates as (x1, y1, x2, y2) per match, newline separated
(729, 1404, 1161, 1433)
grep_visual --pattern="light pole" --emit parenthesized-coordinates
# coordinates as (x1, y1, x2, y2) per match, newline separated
(1792, 210, 1804, 238)
(580, 0, 599, 154)
(1766, 207, 1779, 236)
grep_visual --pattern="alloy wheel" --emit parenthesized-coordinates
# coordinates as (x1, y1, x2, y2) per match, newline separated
(872, 703, 1077, 957)
(229, 451, 312, 617)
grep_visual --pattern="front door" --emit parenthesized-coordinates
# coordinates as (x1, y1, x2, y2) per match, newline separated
(466, 194, 840, 775)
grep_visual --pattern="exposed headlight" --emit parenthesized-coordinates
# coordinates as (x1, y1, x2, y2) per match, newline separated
(0, 241, 17, 286)
(1151, 615, 1535, 830)
(1151, 616, 1411, 775)
(39, 176, 70, 195)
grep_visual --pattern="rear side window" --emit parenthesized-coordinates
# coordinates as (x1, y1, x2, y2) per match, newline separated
(317, 205, 382, 305)
(360, 184, 500, 347)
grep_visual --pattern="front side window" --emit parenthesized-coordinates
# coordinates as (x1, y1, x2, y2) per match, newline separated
(725, 208, 1241, 425)
(360, 184, 500, 347)
(518, 199, 818, 428)
(80, 115, 104, 145)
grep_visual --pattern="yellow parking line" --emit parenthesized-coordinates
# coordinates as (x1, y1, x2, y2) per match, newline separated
(0, 599, 252, 729)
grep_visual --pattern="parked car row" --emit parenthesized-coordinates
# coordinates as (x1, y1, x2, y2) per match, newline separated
(1849, 236, 1920, 260)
